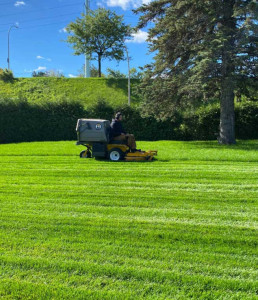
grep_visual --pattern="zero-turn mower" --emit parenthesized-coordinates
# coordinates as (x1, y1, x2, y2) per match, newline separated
(76, 119, 157, 162)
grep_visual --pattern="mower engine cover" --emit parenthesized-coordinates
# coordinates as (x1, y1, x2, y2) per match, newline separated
(76, 119, 110, 143)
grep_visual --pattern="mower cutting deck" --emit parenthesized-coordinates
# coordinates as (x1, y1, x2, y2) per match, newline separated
(125, 150, 158, 161)
(76, 119, 157, 161)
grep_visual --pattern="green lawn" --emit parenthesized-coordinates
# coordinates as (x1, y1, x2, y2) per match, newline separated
(0, 140, 257, 299)
(0, 78, 139, 107)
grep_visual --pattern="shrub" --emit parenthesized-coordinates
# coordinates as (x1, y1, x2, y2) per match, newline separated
(113, 104, 182, 140)
(87, 98, 115, 120)
(0, 98, 257, 143)
(0, 98, 84, 143)
(235, 102, 258, 139)
(181, 105, 220, 140)
(0, 68, 15, 82)
(180, 102, 258, 140)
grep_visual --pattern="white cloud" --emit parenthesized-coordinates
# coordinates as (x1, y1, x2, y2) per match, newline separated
(105, 0, 151, 10)
(126, 30, 148, 43)
(106, 0, 130, 10)
(14, 1, 26, 7)
(59, 27, 67, 33)
(36, 55, 51, 62)
(34, 66, 47, 72)
(68, 74, 77, 78)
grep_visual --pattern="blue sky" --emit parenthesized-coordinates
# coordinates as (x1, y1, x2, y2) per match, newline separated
(0, 0, 154, 77)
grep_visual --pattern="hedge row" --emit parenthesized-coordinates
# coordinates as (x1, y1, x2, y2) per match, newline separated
(0, 98, 257, 144)
(0, 99, 85, 143)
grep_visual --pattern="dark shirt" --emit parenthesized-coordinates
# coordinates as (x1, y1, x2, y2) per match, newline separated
(110, 119, 126, 138)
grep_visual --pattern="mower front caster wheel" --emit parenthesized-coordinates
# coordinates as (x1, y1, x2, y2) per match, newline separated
(80, 150, 92, 158)
(109, 148, 124, 161)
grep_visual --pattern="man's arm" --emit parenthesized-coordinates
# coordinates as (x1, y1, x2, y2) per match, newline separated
(111, 122, 122, 137)
(121, 123, 127, 135)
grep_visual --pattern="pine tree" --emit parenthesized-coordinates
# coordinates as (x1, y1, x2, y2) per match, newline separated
(136, 0, 257, 144)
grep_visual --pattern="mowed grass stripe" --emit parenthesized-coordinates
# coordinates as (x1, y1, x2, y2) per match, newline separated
(1, 255, 257, 293)
(0, 141, 257, 299)
(0, 279, 255, 300)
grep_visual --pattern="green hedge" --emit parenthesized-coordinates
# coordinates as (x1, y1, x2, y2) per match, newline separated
(180, 103, 258, 140)
(0, 98, 257, 144)
(235, 103, 258, 139)
(0, 98, 85, 143)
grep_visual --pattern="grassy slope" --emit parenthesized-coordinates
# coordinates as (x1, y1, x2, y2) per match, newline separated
(0, 78, 139, 107)
(0, 140, 257, 299)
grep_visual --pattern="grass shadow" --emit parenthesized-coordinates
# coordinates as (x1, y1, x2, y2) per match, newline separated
(188, 140, 258, 151)
(0, 77, 18, 84)
(105, 78, 141, 104)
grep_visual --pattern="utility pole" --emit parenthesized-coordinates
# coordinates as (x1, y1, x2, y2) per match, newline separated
(84, 0, 91, 78)
(124, 46, 131, 106)
(7, 24, 18, 70)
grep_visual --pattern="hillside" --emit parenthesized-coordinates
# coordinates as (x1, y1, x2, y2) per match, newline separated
(0, 78, 140, 107)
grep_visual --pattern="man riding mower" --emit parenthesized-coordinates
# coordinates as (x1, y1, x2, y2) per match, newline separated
(76, 113, 157, 162)
(110, 112, 140, 152)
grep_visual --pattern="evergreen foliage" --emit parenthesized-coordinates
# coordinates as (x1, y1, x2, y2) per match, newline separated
(136, 0, 257, 144)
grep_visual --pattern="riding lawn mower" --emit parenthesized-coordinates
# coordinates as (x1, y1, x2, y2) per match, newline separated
(76, 119, 157, 161)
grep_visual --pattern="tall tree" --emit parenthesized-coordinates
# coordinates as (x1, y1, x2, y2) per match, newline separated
(66, 8, 131, 77)
(136, 0, 257, 144)
(106, 68, 127, 78)
(106, 67, 143, 79)
(77, 65, 105, 77)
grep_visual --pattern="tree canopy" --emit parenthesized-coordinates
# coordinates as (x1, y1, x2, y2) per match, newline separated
(66, 8, 131, 77)
(106, 67, 143, 79)
(136, 0, 257, 144)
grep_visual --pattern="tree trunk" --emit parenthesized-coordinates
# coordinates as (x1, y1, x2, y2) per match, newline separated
(218, 0, 236, 145)
(219, 76, 236, 144)
(98, 55, 102, 77)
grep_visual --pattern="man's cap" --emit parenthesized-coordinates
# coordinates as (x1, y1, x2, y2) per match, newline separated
(115, 112, 122, 120)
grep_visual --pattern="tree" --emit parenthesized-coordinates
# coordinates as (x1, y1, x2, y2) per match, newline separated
(32, 70, 64, 78)
(47, 70, 64, 78)
(106, 67, 143, 79)
(106, 68, 126, 78)
(66, 8, 131, 77)
(0, 68, 15, 82)
(130, 67, 143, 79)
(77, 65, 104, 77)
(136, 0, 257, 144)
(32, 71, 47, 77)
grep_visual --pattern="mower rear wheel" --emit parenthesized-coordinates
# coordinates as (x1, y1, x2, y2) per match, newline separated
(109, 148, 124, 161)
(80, 150, 92, 158)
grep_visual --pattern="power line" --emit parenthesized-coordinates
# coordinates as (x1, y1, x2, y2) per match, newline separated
(0, 20, 73, 33)
(0, 2, 83, 18)
(0, 19, 139, 33)
(20, 20, 73, 30)
(0, 12, 81, 27)
(0, 1, 13, 6)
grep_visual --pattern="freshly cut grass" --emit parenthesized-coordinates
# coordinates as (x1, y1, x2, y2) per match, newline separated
(0, 140, 257, 299)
